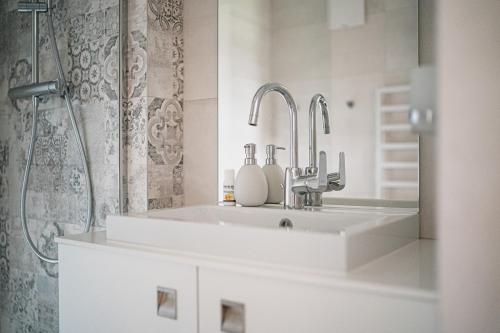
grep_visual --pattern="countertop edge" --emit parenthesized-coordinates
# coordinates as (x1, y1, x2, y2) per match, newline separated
(56, 232, 438, 303)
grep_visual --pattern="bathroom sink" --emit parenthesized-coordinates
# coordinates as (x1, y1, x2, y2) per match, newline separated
(106, 205, 418, 272)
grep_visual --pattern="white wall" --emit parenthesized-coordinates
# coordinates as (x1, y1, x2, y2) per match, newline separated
(438, 0, 500, 331)
(218, 0, 419, 200)
(183, 0, 219, 205)
(218, 0, 272, 199)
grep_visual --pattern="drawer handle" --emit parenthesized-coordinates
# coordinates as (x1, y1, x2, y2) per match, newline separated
(157, 287, 177, 320)
(221, 299, 245, 333)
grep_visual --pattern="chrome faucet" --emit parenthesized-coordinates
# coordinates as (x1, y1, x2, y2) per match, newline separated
(305, 94, 346, 206)
(249, 83, 299, 169)
(249, 83, 345, 209)
(249, 83, 302, 208)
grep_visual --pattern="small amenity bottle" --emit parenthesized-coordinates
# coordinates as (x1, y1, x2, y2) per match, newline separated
(222, 169, 236, 206)
(262, 144, 285, 204)
(234, 143, 268, 207)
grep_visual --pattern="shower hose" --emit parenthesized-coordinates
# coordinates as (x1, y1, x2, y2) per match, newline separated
(21, 6, 93, 264)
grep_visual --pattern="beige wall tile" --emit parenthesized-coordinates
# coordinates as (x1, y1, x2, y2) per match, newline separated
(438, 1, 500, 331)
(183, 0, 218, 206)
(419, 135, 436, 239)
(330, 13, 386, 78)
(184, 98, 218, 205)
(418, 0, 436, 239)
(384, 5, 418, 72)
(384, 0, 417, 10)
(185, 0, 217, 20)
(184, 0, 218, 101)
(367, 0, 386, 15)
(272, 0, 326, 30)
(146, 25, 175, 99)
(418, 0, 435, 66)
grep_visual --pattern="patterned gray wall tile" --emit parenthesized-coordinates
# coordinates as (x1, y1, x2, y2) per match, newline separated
(125, 30, 147, 99)
(1, 0, 185, 330)
(105, 5, 120, 36)
(5, 269, 38, 331)
(123, 97, 148, 212)
(38, 299, 59, 333)
(68, 35, 119, 104)
(147, 97, 184, 209)
(147, 97, 183, 166)
(147, 0, 184, 99)
(143, 0, 184, 210)
(37, 221, 62, 278)
(148, 0, 183, 33)
(122, 15, 148, 214)
(0, 207, 9, 291)
(0, 140, 9, 204)
(0, 1, 120, 332)
(8, 59, 32, 113)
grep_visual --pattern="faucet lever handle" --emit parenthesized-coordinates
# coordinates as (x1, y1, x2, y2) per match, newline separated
(317, 151, 328, 190)
(326, 152, 346, 191)
(302, 151, 328, 192)
(338, 152, 345, 186)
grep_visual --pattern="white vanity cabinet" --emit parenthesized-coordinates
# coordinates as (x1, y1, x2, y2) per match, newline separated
(58, 233, 437, 333)
(198, 268, 437, 333)
(58, 242, 198, 333)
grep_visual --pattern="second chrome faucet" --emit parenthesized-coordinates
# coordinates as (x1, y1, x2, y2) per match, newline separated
(249, 83, 345, 210)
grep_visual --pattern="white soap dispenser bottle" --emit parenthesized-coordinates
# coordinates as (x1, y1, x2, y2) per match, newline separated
(234, 143, 268, 207)
(262, 144, 285, 204)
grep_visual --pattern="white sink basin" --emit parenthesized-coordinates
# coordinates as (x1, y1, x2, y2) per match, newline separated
(106, 205, 419, 272)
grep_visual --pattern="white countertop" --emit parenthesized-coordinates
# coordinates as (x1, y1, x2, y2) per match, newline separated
(57, 231, 437, 302)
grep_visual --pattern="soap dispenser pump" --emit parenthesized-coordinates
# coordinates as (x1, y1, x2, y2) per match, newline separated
(262, 144, 285, 204)
(234, 143, 269, 207)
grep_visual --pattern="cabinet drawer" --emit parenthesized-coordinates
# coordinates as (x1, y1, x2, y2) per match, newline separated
(199, 268, 437, 333)
(59, 245, 197, 333)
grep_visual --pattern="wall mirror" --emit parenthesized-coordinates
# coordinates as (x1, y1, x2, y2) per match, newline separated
(218, 0, 420, 203)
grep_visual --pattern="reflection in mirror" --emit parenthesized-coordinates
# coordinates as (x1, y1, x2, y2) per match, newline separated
(218, 0, 419, 203)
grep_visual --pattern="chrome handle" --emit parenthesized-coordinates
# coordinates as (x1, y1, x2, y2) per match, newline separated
(338, 152, 345, 186)
(221, 300, 245, 333)
(157, 287, 177, 320)
(306, 151, 328, 191)
(315, 151, 328, 190)
(327, 152, 345, 191)
(409, 108, 434, 133)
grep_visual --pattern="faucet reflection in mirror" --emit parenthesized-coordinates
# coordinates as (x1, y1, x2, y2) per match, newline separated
(249, 83, 345, 210)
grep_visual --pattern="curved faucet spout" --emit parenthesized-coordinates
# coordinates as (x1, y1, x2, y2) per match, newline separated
(249, 83, 299, 168)
(309, 93, 331, 170)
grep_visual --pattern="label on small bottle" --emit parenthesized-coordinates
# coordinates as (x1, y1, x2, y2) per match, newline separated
(223, 185, 236, 206)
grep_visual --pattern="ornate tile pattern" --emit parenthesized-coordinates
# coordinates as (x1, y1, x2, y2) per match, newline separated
(0, 1, 120, 332)
(0, 207, 9, 290)
(147, 97, 184, 209)
(148, 0, 183, 33)
(0, 140, 9, 202)
(1, 0, 186, 330)
(68, 36, 119, 104)
(6, 269, 38, 331)
(0, 139, 10, 292)
(8, 59, 32, 113)
(38, 222, 63, 278)
(122, 0, 185, 212)
(147, 97, 183, 166)
(124, 97, 148, 157)
(144, 0, 184, 210)
(126, 30, 147, 99)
